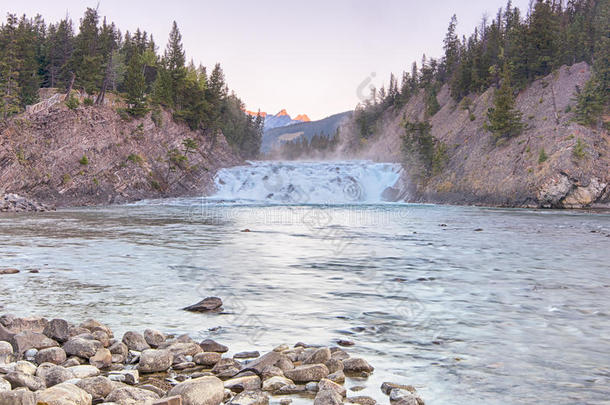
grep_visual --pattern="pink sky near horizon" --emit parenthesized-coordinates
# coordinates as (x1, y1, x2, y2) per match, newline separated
(2, 0, 531, 121)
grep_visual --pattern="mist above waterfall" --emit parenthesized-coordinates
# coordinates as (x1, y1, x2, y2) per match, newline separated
(211, 161, 402, 204)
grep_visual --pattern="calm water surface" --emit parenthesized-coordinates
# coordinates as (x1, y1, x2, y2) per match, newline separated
(1, 166, 609, 405)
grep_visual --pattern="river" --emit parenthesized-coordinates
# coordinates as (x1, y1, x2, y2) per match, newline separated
(1, 160, 609, 404)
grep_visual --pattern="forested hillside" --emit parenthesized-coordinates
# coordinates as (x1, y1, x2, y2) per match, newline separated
(0, 8, 262, 158)
(340, 0, 609, 208)
(350, 0, 608, 144)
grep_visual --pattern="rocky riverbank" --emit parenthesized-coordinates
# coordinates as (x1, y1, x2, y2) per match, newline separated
(0, 99, 241, 209)
(0, 194, 54, 213)
(341, 62, 610, 209)
(0, 315, 424, 405)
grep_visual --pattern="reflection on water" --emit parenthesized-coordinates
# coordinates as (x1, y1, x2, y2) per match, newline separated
(1, 201, 609, 405)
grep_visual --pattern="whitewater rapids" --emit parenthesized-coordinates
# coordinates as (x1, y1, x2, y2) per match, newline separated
(210, 160, 403, 204)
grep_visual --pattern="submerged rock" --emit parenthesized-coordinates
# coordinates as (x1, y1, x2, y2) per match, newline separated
(183, 297, 223, 312)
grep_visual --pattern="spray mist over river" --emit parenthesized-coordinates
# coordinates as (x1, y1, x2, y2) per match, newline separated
(1, 160, 609, 404)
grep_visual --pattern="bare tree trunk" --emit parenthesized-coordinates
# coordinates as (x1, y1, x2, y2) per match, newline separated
(64, 72, 75, 100)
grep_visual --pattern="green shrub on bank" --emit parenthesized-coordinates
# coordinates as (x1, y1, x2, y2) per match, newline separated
(65, 95, 80, 110)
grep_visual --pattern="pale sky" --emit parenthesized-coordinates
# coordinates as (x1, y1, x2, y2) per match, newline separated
(3, 0, 531, 120)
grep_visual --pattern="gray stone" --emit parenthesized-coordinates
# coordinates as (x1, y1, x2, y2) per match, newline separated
(228, 390, 269, 405)
(224, 375, 261, 392)
(24, 349, 37, 360)
(304, 348, 331, 365)
(0, 389, 36, 405)
(109, 341, 128, 358)
(68, 365, 100, 378)
(275, 356, 294, 373)
(342, 358, 374, 373)
(107, 369, 139, 385)
(380, 382, 417, 396)
(261, 376, 293, 392)
(5, 371, 46, 391)
(211, 357, 241, 378)
(281, 348, 303, 362)
(92, 330, 111, 347)
(166, 342, 202, 361)
(319, 378, 346, 397)
(305, 382, 319, 392)
(36, 364, 76, 387)
(42, 319, 70, 343)
(10, 331, 58, 355)
(105, 386, 160, 403)
(273, 384, 306, 395)
(76, 376, 114, 399)
(35, 347, 67, 365)
(284, 364, 329, 383)
(62, 357, 82, 367)
(233, 351, 259, 359)
(36, 382, 92, 405)
(144, 329, 166, 348)
(152, 395, 182, 405)
(138, 349, 172, 373)
(89, 348, 112, 369)
(0, 316, 47, 333)
(199, 339, 228, 353)
(167, 376, 224, 405)
(325, 358, 344, 374)
(347, 396, 377, 405)
(389, 389, 423, 405)
(63, 337, 103, 359)
(328, 370, 345, 384)
(239, 351, 281, 375)
(314, 389, 343, 405)
(0, 378, 10, 392)
(194, 352, 222, 367)
(122, 331, 150, 352)
(14, 360, 37, 375)
(80, 319, 113, 338)
(261, 365, 284, 380)
(183, 297, 223, 312)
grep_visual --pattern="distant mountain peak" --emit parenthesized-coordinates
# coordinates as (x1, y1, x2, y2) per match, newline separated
(276, 109, 289, 117)
(294, 114, 310, 122)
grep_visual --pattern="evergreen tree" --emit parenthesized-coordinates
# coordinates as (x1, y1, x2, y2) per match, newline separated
(71, 7, 103, 94)
(443, 14, 460, 78)
(486, 64, 524, 142)
(45, 18, 74, 89)
(124, 53, 148, 116)
(16, 15, 41, 107)
(0, 14, 22, 118)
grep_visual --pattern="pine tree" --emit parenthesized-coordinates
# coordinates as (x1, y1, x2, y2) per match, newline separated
(45, 18, 74, 89)
(124, 54, 148, 116)
(164, 21, 185, 72)
(0, 14, 22, 118)
(443, 14, 460, 78)
(486, 64, 524, 143)
(71, 8, 103, 94)
(16, 15, 41, 107)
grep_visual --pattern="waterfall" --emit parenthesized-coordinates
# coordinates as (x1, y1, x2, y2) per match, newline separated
(210, 161, 403, 204)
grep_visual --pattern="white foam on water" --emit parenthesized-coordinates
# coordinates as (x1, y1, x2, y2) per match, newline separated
(210, 160, 403, 204)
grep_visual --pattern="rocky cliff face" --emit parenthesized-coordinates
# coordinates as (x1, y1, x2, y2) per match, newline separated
(0, 103, 241, 207)
(341, 62, 609, 209)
